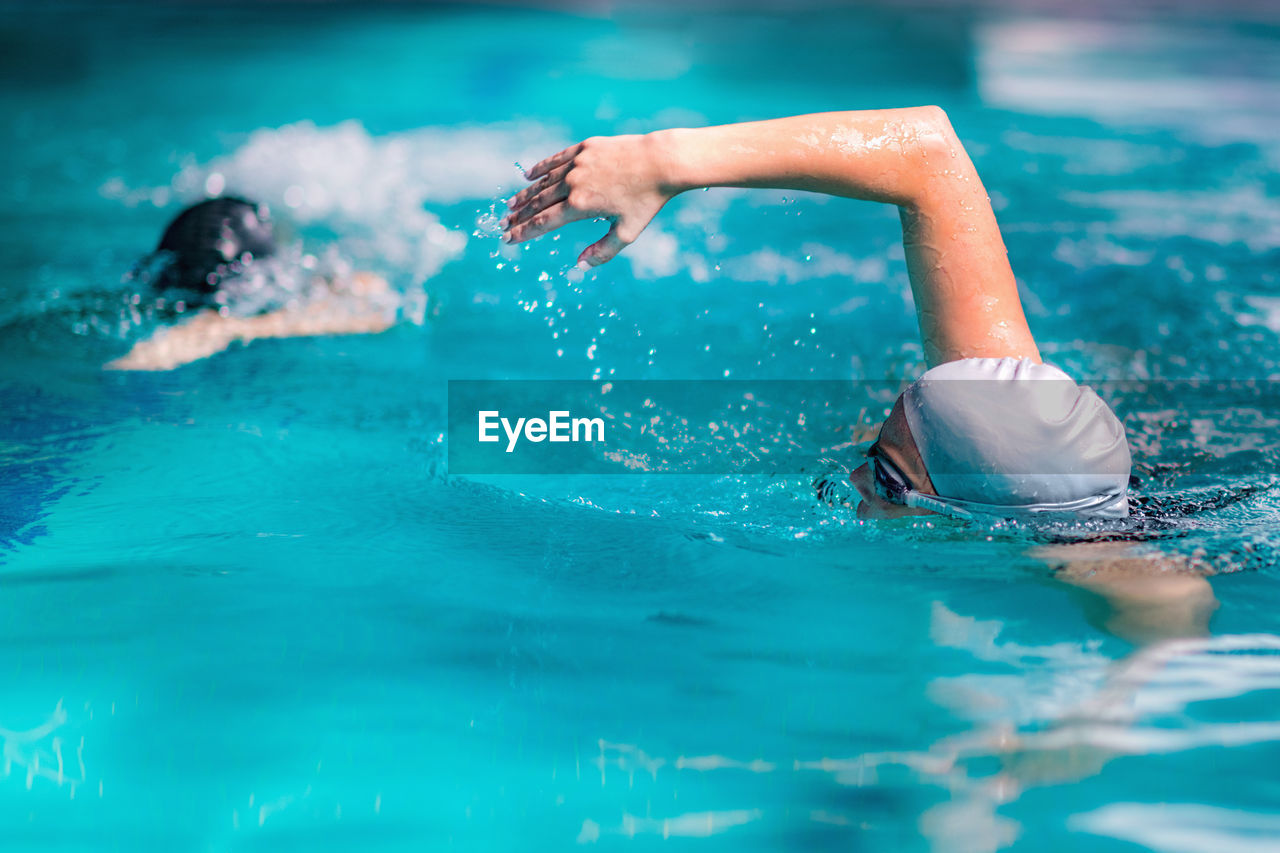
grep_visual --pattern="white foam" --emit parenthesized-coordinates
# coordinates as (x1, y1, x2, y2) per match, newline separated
(1060, 186, 1280, 251)
(976, 19, 1280, 167)
(1235, 295, 1280, 334)
(724, 244, 888, 286)
(624, 226, 683, 280)
(104, 120, 570, 283)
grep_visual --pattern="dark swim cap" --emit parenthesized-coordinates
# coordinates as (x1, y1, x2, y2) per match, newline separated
(154, 197, 276, 293)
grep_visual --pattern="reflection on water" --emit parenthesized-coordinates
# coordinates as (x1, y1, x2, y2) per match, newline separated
(1, 702, 88, 797)
(1072, 803, 1280, 853)
(580, 605, 1280, 851)
(909, 609, 1280, 850)
(577, 808, 764, 843)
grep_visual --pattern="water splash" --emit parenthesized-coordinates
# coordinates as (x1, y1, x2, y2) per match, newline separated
(102, 120, 570, 286)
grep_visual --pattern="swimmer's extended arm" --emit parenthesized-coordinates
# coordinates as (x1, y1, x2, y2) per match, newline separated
(503, 107, 1039, 366)
(104, 273, 395, 371)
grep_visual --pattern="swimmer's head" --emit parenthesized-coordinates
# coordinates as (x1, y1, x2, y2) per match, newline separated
(849, 395, 935, 520)
(851, 358, 1132, 521)
(153, 197, 276, 293)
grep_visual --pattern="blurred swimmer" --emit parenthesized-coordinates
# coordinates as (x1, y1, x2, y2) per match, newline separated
(106, 197, 395, 371)
(506, 108, 1214, 640)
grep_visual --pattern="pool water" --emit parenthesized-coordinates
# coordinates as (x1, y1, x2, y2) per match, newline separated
(3, 2, 1280, 850)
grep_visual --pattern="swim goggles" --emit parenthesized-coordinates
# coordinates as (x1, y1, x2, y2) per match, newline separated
(867, 440, 1128, 520)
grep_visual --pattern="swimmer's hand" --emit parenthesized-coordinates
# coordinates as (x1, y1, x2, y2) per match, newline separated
(105, 273, 395, 371)
(503, 135, 678, 267)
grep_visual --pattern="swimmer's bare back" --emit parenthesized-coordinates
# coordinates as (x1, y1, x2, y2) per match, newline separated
(105, 272, 395, 371)
(502, 107, 1040, 368)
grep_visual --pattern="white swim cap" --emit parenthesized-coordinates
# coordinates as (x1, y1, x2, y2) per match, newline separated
(900, 357, 1131, 519)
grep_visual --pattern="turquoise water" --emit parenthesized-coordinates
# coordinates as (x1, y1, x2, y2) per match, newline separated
(3, 2, 1280, 849)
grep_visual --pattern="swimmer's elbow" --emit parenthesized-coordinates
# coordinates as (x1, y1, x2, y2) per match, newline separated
(902, 106, 978, 206)
(909, 105, 961, 162)
(913, 105, 952, 133)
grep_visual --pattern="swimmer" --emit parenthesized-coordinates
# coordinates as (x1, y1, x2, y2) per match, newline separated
(505, 107, 1215, 641)
(106, 197, 395, 371)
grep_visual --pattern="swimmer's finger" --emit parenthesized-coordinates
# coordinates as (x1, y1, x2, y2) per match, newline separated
(507, 163, 570, 213)
(504, 201, 587, 245)
(508, 180, 571, 228)
(578, 223, 628, 267)
(524, 143, 581, 181)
